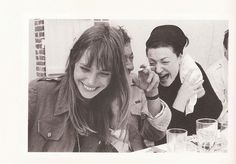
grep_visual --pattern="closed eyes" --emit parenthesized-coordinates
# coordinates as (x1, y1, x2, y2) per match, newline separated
(162, 61, 170, 64)
(99, 71, 111, 76)
(149, 60, 170, 65)
(79, 65, 111, 76)
(80, 66, 90, 72)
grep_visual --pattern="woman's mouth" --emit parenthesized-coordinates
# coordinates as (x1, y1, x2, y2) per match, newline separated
(160, 74, 169, 82)
(82, 83, 97, 91)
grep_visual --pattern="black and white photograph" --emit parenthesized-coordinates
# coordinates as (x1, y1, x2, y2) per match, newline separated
(1, 0, 236, 164)
(28, 19, 228, 152)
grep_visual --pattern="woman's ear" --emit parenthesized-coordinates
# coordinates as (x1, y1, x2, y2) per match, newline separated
(178, 53, 183, 65)
(179, 53, 183, 59)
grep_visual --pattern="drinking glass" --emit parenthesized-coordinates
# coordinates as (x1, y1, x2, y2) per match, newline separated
(166, 128, 187, 152)
(217, 120, 228, 152)
(196, 118, 218, 152)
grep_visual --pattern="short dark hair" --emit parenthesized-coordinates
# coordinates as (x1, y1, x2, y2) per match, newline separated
(118, 26, 131, 45)
(146, 25, 189, 57)
(223, 30, 228, 50)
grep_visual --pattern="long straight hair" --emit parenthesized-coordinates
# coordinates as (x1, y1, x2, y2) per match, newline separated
(61, 24, 130, 143)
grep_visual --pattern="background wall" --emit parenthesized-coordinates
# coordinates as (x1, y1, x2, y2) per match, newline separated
(29, 20, 36, 80)
(110, 20, 228, 73)
(29, 20, 228, 80)
(44, 19, 94, 76)
(29, 19, 94, 80)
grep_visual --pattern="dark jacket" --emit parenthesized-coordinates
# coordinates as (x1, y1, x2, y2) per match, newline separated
(28, 76, 165, 152)
(28, 77, 117, 152)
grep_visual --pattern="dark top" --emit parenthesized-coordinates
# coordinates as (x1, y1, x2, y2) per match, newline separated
(158, 63, 222, 137)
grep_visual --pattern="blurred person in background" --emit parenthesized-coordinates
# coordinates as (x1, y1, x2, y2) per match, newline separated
(118, 27, 171, 151)
(207, 30, 228, 124)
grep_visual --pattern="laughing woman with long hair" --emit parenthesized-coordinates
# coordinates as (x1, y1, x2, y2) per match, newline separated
(28, 24, 130, 152)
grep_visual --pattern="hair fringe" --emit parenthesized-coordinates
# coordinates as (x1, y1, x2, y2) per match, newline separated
(63, 24, 130, 143)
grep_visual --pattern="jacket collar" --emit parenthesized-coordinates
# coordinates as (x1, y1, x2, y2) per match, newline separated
(54, 78, 70, 116)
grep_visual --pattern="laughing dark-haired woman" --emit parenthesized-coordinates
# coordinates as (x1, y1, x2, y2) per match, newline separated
(145, 25, 222, 142)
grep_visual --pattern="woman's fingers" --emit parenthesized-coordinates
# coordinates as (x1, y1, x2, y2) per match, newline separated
(146, 69, 154, 83)
(193, 80, 204, 90)
(196, 86, 205, 98)
(184, 69, 202, 85)
(192, 80, 205, 98)
(132, 75, 140, 86)
(190, 72, 202, 84)
(184, 69, 194, 83)
(146, 73, 159, 92)
(137, 64, 160, 92)
(179, 78, 204, 100)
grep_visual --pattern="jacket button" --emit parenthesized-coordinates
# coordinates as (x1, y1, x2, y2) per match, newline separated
(47, 132, 52, 138)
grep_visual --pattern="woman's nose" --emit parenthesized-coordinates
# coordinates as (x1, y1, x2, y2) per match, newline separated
(155, 63, 163, 74)
(87, 72, 97, 85)
(126, 61, 134, 69)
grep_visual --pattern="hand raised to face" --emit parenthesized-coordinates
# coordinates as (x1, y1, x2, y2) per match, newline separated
(181, 70, 205, 99)
(132, 65, 160, 96)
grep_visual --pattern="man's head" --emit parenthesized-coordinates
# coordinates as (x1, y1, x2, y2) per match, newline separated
(223, 30, 228, 60)
(118, 27, 134, 73)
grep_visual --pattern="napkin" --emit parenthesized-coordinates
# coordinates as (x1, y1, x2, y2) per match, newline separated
(179, 54, 203, 115)
(110, 129, 130, 152)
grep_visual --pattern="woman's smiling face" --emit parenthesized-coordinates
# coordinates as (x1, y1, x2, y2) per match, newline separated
(73, 51, 112, 99)
(147, 46, 181, 87)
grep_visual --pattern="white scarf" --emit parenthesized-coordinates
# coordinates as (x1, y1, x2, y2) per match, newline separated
(179, 54, 203, 115)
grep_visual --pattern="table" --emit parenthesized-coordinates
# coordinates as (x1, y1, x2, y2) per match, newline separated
(134, 129, 227, 153)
